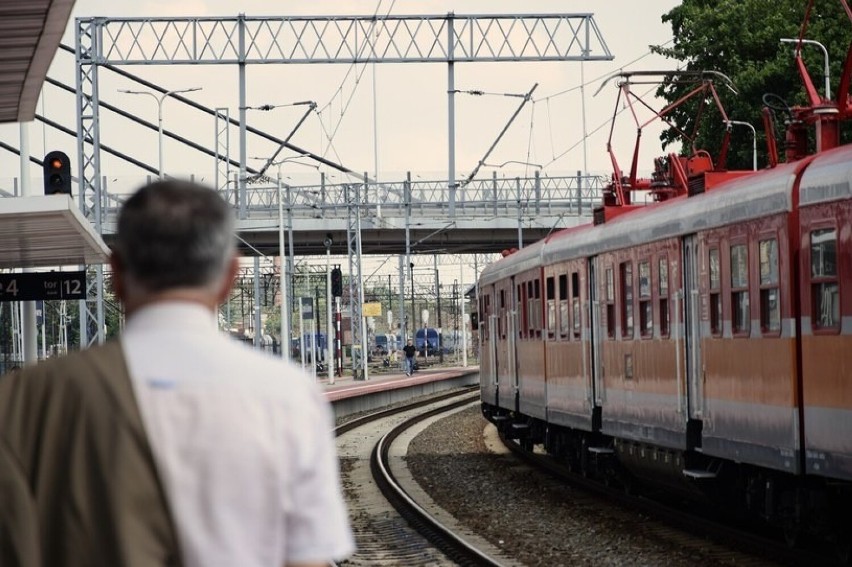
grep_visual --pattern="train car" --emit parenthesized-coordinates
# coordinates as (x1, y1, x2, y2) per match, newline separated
(480, 1, 852, 549)
(480, 241, 544, 417)
(798, 147, 852, 482)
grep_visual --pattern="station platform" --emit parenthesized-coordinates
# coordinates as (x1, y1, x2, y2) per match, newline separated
(321, 366, 480, 420)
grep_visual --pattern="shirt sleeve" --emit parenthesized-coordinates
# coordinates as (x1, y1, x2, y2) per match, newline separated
(283, 385, 355, 564)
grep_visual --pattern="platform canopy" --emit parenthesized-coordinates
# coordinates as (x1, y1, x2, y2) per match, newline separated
(0, 196, 109, 269)
(0, 1, 108, 270)
(0, 0, 75, 122)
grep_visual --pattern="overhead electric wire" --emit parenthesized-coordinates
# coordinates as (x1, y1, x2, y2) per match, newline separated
(315, 0, 396, 171)
(541, 82, 660, 170)
(45, 76, 257, 175)
(461, 83, 538, 187)
(252, 102, 317, 180)
(0, 141, 44, 169)
(546, 98, 556, 161)
(535, 39, 673, 103)
(532, 40, 676, 172)
(525, 101, 536, 178)
(316, 0, 393, 115)
(56, 44, 355, 176)
(35, 113, 165, 176)
(466, 40, 675, 181)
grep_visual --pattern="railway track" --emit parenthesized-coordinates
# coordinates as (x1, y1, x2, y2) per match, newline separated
(500, 435, 840, 567)
(334, 387, 505, 567)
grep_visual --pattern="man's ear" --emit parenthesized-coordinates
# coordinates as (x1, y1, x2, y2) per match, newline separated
(216, 255, 240, 305)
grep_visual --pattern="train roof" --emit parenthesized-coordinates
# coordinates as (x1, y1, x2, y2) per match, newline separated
(800, 144, 852, 207)
(480, 162, 800, 285)
(480, 238, 546, 286)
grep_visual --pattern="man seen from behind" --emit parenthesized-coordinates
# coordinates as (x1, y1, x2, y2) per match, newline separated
(0, 180, 354, 567)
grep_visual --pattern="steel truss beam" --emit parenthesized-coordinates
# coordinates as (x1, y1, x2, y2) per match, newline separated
(80, 14, 612, 65)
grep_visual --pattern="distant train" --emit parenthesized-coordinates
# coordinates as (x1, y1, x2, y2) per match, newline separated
(479, 3, 852, 552)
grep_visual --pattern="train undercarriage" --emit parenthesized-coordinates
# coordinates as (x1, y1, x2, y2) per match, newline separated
(482, 402, 852, 561)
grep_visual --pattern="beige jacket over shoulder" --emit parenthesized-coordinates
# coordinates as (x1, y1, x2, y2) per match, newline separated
(0, 342, 182, 567)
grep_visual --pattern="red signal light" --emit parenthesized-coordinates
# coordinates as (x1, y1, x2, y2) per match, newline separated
(43, 151, 72, 196)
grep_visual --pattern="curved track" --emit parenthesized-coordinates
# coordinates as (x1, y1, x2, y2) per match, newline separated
(334, 388, 504, 567)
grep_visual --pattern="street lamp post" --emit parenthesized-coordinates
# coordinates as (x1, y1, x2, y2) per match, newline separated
(324, 234, 334, 384)
(780, 38, 831, 100)
(725, 120, 757, 171)
(409, 262, 416, 345)
(255, 157, 319, 365)
(277, 173, 291, 364)
(118, 87, 202, 178)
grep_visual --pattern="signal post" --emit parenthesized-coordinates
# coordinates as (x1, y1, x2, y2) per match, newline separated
(331, 265, 343, 377)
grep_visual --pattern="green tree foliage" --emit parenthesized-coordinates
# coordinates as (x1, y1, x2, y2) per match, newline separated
(653, 0, 851, 169)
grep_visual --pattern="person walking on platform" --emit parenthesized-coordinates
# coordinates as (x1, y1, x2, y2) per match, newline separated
(0, 180, 354, 567)
(403, 338, 417, 376)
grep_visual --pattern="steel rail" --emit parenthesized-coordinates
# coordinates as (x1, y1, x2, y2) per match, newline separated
(371, 392, 502, 567)
(330, 386, 503, 567)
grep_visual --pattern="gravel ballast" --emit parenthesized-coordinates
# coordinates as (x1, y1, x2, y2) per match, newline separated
(405, 406, 777, 567)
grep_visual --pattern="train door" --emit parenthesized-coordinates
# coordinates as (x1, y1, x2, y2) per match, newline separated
(589, 257, 604, 407)
(508, 276, 520, 412)
(487, 290, 498, 406)
(681, 235, 704, 426)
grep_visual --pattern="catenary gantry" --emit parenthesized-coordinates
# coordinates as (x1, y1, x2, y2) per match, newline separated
(71, 12, 611, 375)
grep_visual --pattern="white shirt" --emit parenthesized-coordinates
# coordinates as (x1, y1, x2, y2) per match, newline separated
(121, 302, 354, 567)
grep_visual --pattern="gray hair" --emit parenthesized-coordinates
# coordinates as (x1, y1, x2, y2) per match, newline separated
(113, 179, 235, 292)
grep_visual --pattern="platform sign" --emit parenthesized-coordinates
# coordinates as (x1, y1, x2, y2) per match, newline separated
(0, 271, 86, 302)
(362, 302, 382, 317)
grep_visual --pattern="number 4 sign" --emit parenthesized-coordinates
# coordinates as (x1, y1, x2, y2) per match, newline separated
(0, 271, 86, 302)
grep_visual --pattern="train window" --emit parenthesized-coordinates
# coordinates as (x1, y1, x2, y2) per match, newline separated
(546, 277, 556, 338)
(499, 290, 505, 339)
(490, 294, 495, 341)
(759, 239, 781, 334)
(658, 257, 669, 337)
(811, 229, 839, 330)
(534, 279, 542, 338)
(606, 267, 615, 339)
(639, 261, 651, 297)
(730, 244, 750, 335)
(518, 284, 525, 339)
(525, 281, 532, 338)
(481, 296, 488, 341)
(639, 261, 652, 338)
(709, 248, 722, 336)
(606, 267, 615, 301)
(620, 261, 634, 338)
(572, 272, 581, 339)
(559, 274, 569, 339)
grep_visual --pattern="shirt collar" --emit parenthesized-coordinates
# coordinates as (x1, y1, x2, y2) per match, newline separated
(124, 301, 219, 334)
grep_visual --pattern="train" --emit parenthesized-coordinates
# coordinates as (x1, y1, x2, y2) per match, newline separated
(478, 4, 851, 553)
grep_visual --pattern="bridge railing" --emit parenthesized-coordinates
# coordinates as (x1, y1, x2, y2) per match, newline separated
(2, 173, 605, 226)
(229, 173, 606, 220)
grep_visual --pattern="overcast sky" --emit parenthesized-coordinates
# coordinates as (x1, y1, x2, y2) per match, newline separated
(1, 0, 681, 194)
